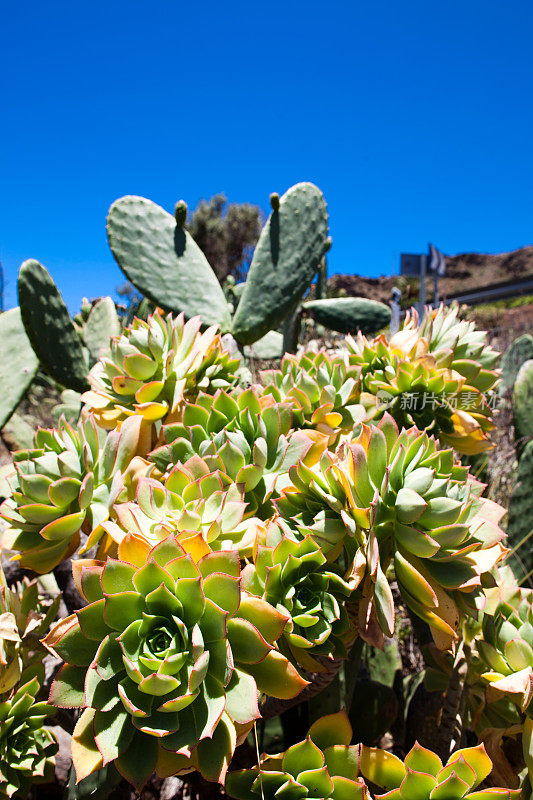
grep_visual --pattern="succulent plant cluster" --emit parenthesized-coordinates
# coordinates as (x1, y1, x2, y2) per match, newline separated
(359, 741, 519, 800)
(0, 297, 516, 793)
(226, 712, 518, 800)
(0, 186, 526, 797)
(276, 415, 506, 648)
(259, 350, 365, 446)
(343, 304, 500, 455)
(226, 711, 369, 800)
(149, 387, 314, 517)
(0, 676, 57, 798)
(0, 566, 59, 694)
(0, 414, 145, 572)
(82, 311, 241, 430)
(44, 535, 305, 788)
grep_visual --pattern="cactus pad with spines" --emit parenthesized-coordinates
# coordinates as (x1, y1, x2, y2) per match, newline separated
(0, 307, 38, 429)
(303, 297, 391, 335)
(18, 260, 89, 392)
(500, 334, 533, 394)
(514, 359, 533, 441)
(107, 196, 231, 328)
(507, 440, 533, 581)
(231, 183, 330, 344)
(83, 297, 121, 363)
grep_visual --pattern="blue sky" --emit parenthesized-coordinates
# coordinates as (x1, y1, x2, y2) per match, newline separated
(1, 1, 532, 311)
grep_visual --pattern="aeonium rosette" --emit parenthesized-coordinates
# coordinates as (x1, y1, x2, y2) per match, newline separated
(242, 535, 356, 673)
(0, 565, 60, 694)
(102, 457, 263, 558)
(0, 414, 146, 573)
(226, 710, 370, 800)
(277, 414, 507, 649)
(344, 310, 498, 456)
(81, 310, 241, 430)
(149, 387, 316, 518)
(0, 676, 58, 799)
(42, 534, 307, 790)
(258, 349, 365, 447)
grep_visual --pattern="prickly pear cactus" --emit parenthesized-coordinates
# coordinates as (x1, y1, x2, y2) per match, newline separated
(18, 260, 89, 392)
(514, 358, 533, 441)
(83, 297, 120, 363)
(302, 296, 391, 335)
(500, 334, 533, 394)
(231, 183, 330, 344)
(0, 307, 38, 428)
(507, 440, 533, 580)
(107, 196, 231, 329)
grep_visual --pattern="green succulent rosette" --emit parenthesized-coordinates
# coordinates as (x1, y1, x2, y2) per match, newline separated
(0, 676, 57, 798)
(359, 741, 518, 800)
(150, 388, 313, 517)
(81, 310, 241, 430)
(259, 349, 365, 447)
(103, 458, 262, 558)
(242, 535, 355, 672)
(414, 303, 501, 384)
(0, 414, 144, 572)
(0, 566, 60, 695)
(43, 535, 307, 790)
(344, 310, 498, 456)
(226, 710, 370, 800)
(276, 415, 506, 648)
(477, 589, 533, 713)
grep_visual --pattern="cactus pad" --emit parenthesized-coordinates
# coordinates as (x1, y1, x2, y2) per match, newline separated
(83, 297, 120, 362)
(0, 307, 38, 428)
(18, 260, 89, 392)
(231, 183, 329, 344)
(501, 333, 533, 394)
(507, 440, 533, 581)
(107, 196, 231, 329)
(514, 358, 533, 440)
(303, 296, 391, 335)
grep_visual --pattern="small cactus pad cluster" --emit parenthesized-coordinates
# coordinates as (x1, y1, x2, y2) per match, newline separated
(226, 711, 518, 800)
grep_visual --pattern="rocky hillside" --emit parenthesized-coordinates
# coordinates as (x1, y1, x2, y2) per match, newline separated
(328, 245, 533, 305)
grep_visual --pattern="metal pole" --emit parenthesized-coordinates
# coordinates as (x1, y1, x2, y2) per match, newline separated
(433, 270, 439, 307)
(390, 287, 401, 334)
(419, 254, 427, 314)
